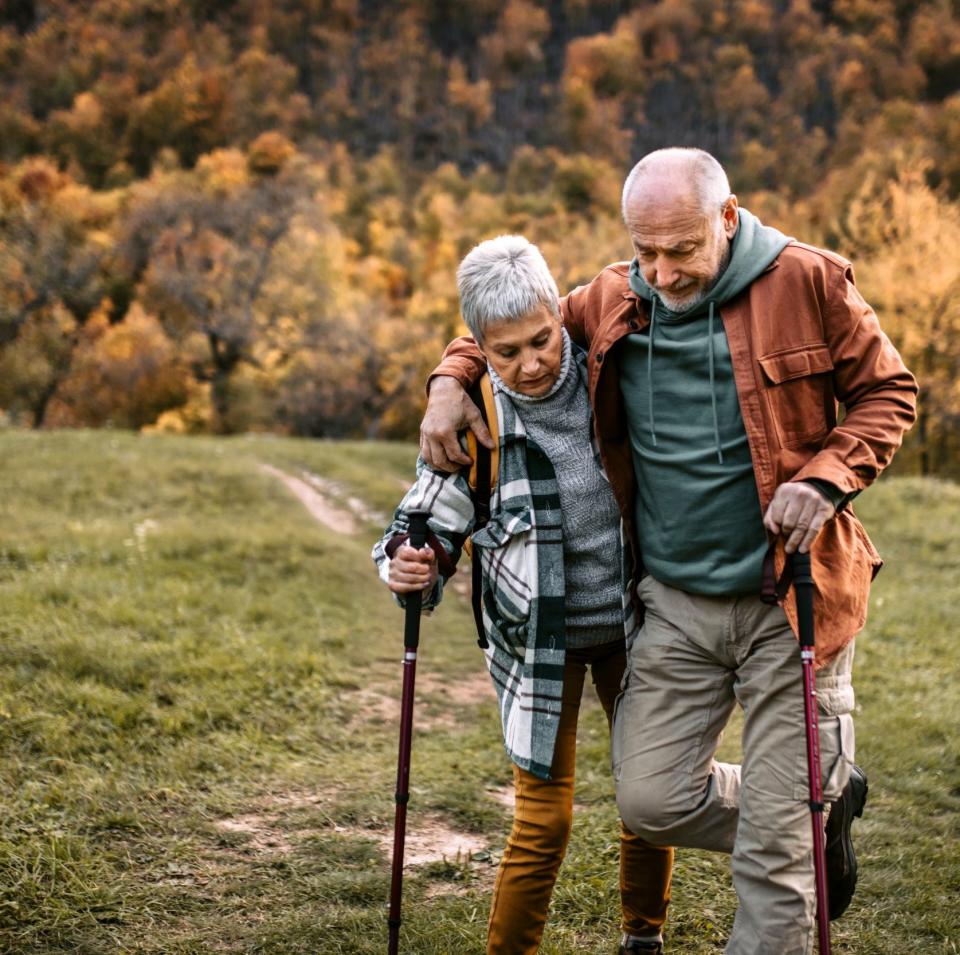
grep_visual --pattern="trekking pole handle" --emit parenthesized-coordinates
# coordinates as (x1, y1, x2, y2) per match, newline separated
(406, 510, 431, 549)
(403, 510, 431, 651)
(793, 551, 815, 649)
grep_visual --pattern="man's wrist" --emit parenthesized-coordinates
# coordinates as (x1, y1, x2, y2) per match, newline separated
(426, 374, 463, 397)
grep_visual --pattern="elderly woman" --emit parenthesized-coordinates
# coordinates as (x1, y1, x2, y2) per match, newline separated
(373, 236, 672, 955)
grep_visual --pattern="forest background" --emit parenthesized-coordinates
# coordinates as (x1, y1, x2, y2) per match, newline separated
(1, 0, 959, 473)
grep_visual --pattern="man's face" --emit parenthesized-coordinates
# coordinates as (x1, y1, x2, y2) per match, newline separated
(627, 195, 738, 312)
(479, 305, 563, 397)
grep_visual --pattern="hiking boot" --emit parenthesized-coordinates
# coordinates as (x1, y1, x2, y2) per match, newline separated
(619, 936, 663, 954)
(825, 763, 868, 920)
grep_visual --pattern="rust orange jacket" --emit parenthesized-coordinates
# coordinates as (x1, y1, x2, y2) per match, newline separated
(432, 243, 918, 663)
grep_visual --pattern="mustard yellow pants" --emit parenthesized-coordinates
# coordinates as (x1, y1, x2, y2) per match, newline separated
(486, 640, 673, 954)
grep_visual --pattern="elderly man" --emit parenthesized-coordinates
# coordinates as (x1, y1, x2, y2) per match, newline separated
(421, 148, 917, 953)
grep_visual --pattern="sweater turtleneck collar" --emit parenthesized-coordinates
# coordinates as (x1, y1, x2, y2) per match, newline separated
(488, 326, 577, 405)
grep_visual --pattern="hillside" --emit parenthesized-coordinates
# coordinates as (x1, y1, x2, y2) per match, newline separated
(0, 431, 958, 952)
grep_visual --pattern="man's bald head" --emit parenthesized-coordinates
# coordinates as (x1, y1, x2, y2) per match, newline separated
(621, 148, 739, 311)
(621, 148, 731, 224)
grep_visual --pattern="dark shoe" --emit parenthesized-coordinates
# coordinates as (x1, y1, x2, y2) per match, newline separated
(619, 937, 663, 954)
(825, 763, 868, 920)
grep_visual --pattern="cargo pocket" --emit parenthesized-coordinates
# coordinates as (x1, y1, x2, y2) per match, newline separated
(792, 712, 855, 802)
(758, 343, 834, 450)
(821, 712, 855, 801)
(793, 642, 856, 801)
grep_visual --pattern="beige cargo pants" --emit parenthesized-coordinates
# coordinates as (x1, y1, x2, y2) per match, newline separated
(612, 575, 855, 955)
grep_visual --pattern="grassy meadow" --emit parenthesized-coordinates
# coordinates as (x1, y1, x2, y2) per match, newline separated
(0, 431, 957, 954)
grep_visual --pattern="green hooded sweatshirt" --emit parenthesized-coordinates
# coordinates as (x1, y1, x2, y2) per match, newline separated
(620, 208, 791, 595)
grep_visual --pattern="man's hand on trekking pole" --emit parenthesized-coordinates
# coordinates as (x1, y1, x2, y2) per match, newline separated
(420, 376, 494, 472)
(763, 482, 837, 554)
(388, 544, 439, 594)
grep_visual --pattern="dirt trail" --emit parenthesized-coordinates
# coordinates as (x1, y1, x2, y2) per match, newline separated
(260, 463, 360, 534)
(261, 463, 390, 534)
(262, 462, 473, 596)
(212, 791, 495, 871)
(258, 462, 500, 871)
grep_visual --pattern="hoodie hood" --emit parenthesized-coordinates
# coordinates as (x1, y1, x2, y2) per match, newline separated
(628, 207, 792, 319)
(625, 208, 792, 466)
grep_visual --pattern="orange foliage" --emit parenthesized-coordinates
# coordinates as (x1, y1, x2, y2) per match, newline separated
(0, 0, 958, 468)
(47, 305, 190, 429)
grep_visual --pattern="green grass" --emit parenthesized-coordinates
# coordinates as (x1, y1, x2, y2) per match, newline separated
(0, 431, 957, 953)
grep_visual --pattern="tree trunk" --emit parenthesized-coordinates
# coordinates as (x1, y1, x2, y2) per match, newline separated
(31, 379, 59, 429)
(31, 334, 78, 428)
(207, 332, 241, 434)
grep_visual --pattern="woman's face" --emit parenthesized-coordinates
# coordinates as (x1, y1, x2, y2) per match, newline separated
(479, 305, 563, 397)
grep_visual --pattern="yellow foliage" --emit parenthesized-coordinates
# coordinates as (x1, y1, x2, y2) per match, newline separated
(835, 59, 870, 104)
(66, 91, 104, 128)
(247, 131, 296, 176)
(195, 148, 250, 195)
(2, 0, 960, 460)
(564, 25, 641, 95)
(14, 156, 66, 201)
(447, 60, 493, 127)
(50, 304, 191, 429)
(849, 161, 960, 468)
(733, 0, 773, 34)
(147, 381, 214, 435)
(481, 0, 551, 79)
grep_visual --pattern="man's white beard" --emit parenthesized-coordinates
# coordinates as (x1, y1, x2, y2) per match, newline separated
(656, 283, 709, 313)
(654, 238, 732, 313)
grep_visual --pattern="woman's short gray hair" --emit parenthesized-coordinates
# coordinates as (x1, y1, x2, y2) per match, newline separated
(457, 235, 560, 342)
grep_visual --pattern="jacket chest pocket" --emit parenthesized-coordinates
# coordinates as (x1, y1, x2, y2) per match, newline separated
(471, 507, 535, 626)
(757, 343, 834, 450)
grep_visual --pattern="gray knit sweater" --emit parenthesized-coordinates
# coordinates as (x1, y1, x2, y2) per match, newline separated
(490, 330, 624, 648)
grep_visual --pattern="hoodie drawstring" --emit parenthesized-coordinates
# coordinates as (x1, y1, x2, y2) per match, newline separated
(645, 296, 724, 463)
(647, 297, 658, 447)
(707, 302, 724, 464)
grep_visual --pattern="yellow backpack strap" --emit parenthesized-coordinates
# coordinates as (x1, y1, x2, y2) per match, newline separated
(464, 373, 497, 649)
(466, 373, 499, 494)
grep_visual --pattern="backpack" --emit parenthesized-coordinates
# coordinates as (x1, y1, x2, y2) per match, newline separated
(464, 374, 499, 649)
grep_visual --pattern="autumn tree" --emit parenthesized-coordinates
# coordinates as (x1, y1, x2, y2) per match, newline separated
(44, 304, 190, 429)
(0, 158, 109, 426)
(0, 0, 959, 470)
(125, 135, 317, 432)
(844, 161, 960, 474)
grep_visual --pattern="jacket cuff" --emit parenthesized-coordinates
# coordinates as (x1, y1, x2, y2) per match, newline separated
(800, 478, 856, 512)
(426, 357, 481, 395)
(789, 455, 866, 498)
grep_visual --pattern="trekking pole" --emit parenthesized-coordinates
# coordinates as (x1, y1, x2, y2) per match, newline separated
(387, 509, 431, 955)
(793, 551, 832, 955)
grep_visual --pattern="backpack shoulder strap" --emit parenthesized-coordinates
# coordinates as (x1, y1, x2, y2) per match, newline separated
(464, 373, 498, 650)
(466, 373, 499, 495)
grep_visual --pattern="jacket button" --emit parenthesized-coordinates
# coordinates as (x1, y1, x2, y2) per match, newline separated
(596, 351, 604, 363)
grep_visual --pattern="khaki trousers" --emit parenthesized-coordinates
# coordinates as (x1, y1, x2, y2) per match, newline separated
(612, 576, 855, 955)
(487, 640, 674, 954)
